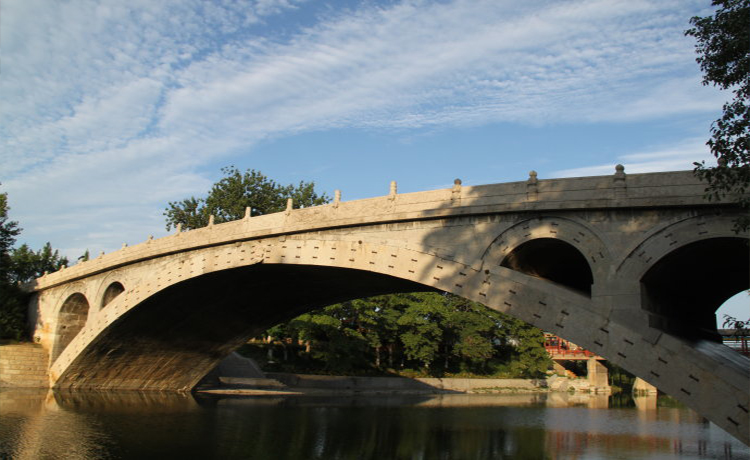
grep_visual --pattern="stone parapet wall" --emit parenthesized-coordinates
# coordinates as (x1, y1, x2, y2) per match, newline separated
(27, 170, 711, 293)
(0, 344, 50, 388)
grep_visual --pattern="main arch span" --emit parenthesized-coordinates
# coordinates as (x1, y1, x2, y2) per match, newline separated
(26, 169, 749, 444)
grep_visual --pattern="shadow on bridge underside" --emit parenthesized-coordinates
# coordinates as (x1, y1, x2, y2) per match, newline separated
(56, 265, 432, 391)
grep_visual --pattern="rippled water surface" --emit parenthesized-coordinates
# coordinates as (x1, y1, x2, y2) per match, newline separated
(0, 390, 747, 459)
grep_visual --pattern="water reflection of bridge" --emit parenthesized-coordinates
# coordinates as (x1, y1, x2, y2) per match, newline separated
(0, 389, 743, 458)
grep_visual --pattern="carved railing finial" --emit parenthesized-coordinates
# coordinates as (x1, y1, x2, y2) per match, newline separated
(527, 170, 539, 201)
(451, 179, 462, 201)
(286, 198, 293, 215)
(614, 164, 626, 198)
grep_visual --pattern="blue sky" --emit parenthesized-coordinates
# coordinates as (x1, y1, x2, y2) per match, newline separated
(1, 0, 746, 319)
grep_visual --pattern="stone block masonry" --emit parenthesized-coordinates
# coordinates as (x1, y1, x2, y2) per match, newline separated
(0, 344, 50, 388)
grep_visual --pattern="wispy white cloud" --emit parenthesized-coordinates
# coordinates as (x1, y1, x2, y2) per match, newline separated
(551, 137, 714, 178)
(0, 0, 721, 256)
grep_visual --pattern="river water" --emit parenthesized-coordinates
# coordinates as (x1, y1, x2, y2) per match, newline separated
(0, 389, 747, 459)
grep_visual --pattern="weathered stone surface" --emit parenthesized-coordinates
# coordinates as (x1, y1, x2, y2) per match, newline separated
(20, 169, 750, 444)
(0, 344, 50, 388)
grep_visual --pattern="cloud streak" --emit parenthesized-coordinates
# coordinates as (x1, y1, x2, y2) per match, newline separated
(0, 0, 721, 256)
(552, 137, 714, 178)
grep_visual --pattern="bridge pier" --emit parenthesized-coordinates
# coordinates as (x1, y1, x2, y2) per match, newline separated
(633, 377, 658, 395)
(586, 358, 610, 393)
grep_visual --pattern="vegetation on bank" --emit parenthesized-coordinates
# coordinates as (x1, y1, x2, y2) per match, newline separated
(237, 292, 551, 379)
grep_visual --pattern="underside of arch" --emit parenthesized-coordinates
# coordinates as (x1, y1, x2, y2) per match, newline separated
(55, 264, 432, 391)
(500, 238, 593, 296)
(641, 237, 749, 342)
(101, 282, 125, 308)
(52, 293, 90, 362)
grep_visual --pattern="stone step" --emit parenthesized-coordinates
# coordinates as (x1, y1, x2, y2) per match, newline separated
(0, 344, 48, 353)
(217, 377, 288, 389)
(0, 374, 48, 380)
(1, 375, 48, 382)
(0, 357, 48, 364)
(0, 353, 48, 359)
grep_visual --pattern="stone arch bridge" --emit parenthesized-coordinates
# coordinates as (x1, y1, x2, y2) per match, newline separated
(25, 169, 749, 444)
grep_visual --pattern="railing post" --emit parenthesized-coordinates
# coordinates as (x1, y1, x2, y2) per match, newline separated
(451, 179, 462, 202)
(527, 171, 538, 201)
(614, 164, 627, 199)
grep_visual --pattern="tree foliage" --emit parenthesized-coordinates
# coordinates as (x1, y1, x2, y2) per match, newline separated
(9, 243, 69, 285)
(259, 292, 552, 378)
(0, 189, 24, 340)
(164, 167, 330, 230)
(686, 0, 750, 231)
(0, 186, 72, 340)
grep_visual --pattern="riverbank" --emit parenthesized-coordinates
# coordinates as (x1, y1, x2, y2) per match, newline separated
(196, 372, 601, 396)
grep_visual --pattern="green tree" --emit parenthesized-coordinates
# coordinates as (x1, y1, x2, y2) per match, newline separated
(0, 190, 20, 260)
(255, 291, 553, 377)
(499, 314, 551, 378)
(396, 293, 448, 370)
(0, 186, 75, 340)
(9, 243, 69, 284)
(0, 189, 24, 339)
(287, 305, 371, 373)
(686, 0, 750, 231)
(164, 167, 330, 230)
(442, 295, 502, 373)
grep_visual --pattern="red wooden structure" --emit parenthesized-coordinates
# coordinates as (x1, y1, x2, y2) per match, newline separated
(544, 333, 603, 360)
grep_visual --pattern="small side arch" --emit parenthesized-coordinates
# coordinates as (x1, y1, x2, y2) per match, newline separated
(101, 282, 125, 309)
(641, 236, 749, 341)
(481, 216, 609, 292)
(52, 293, 90, 361)
(616, 212, 747, 280)
(500, 238, 593, 296)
